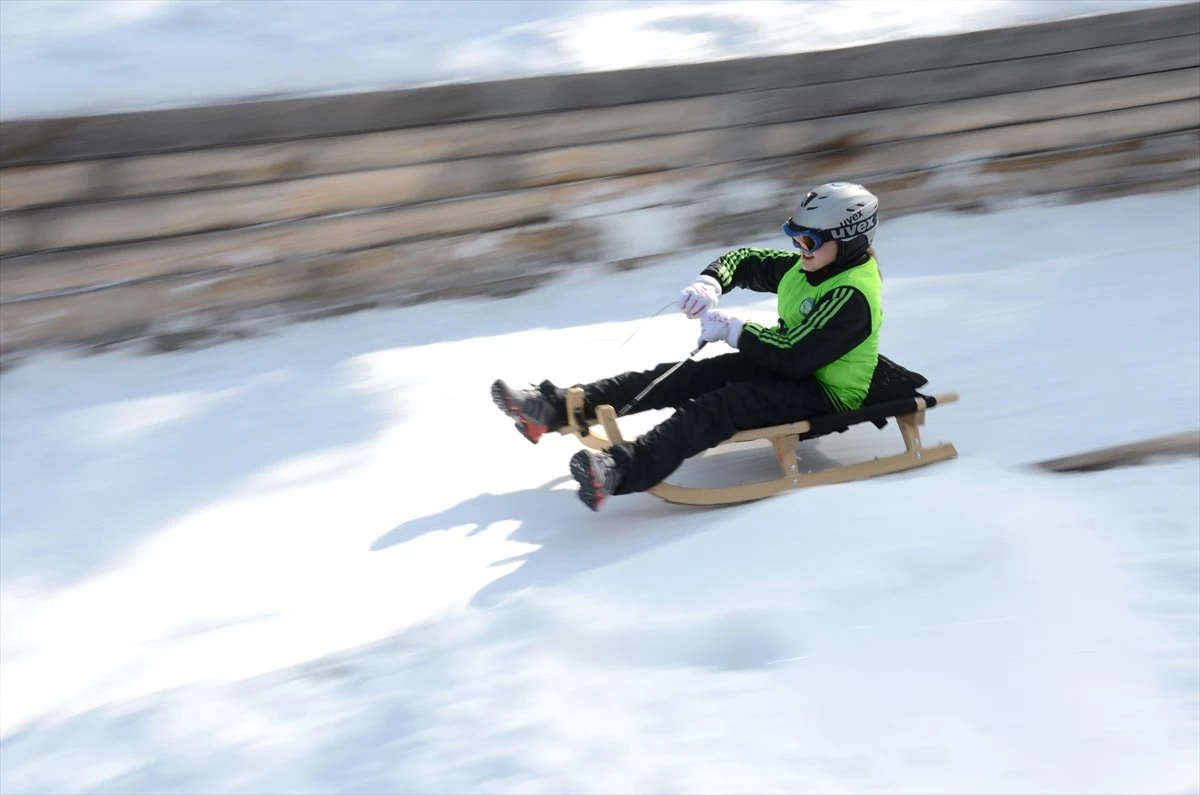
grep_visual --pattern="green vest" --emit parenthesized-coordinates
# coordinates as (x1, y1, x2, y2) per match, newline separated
(776, 257, 883, 410)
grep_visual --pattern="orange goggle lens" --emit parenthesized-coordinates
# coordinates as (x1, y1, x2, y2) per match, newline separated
(782, 218, 826, 252)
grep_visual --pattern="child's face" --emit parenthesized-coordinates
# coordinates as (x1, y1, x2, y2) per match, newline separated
(800, 239, 839, 272)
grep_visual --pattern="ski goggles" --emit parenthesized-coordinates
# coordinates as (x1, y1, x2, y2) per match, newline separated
(782, 218, 826, 253)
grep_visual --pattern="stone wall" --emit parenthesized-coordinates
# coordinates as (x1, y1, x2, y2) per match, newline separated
(1, 3, 1197, 354)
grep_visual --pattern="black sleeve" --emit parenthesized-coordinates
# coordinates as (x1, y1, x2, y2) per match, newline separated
(736, 287, 872, 382)
(700, 247, 799, 294)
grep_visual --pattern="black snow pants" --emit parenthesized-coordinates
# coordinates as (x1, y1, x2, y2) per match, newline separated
(580, 351, 834, 494)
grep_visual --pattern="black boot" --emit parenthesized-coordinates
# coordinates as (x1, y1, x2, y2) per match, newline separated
(491, 379, 567, 444)
(569, 448, 625, 511)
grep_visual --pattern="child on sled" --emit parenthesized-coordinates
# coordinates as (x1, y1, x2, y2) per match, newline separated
(493, 181, 923, 511)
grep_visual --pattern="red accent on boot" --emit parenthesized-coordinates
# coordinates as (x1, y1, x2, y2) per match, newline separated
(515, 416, 548, 444)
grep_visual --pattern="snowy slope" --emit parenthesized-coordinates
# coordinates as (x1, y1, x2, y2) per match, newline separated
(1, 188, 1198, 793)
(0, 0, 1190, 120)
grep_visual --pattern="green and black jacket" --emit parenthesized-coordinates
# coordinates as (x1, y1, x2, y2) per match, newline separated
(700, 246, 884, 411)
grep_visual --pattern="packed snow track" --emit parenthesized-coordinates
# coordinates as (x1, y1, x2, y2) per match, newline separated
(1, 190, 1198, 793)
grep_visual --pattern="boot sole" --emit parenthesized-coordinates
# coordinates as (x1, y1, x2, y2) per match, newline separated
(569, 449, 608, 511)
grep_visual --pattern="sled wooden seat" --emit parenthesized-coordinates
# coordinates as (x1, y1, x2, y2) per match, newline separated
(561, 387, 959, 506)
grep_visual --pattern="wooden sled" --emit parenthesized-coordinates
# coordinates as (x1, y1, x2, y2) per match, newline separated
(560, 386, 959, 506)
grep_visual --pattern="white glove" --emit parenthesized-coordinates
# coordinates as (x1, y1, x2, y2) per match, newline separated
(678, 275, 721, 319)
(698, 308, 745, 349)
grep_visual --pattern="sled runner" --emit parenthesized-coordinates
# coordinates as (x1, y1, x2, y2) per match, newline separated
(559, 386, 959, 507)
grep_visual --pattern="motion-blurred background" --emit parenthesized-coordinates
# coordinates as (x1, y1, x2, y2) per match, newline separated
(1, 2, 1197, 793)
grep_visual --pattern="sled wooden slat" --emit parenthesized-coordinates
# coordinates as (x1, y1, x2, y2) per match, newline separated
(651, 443, 959, 506)
(564, 387, 960, 506)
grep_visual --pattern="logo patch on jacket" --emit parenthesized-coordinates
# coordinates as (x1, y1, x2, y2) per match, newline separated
(800, 297, 816, 318)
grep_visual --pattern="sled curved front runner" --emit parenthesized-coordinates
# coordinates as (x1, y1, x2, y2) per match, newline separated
(560, 387, 959, 506)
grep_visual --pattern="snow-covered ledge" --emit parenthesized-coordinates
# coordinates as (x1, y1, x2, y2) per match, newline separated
(0, 3, 1196, 356)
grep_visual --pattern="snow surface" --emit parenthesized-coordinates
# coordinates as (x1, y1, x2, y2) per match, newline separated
(0, 0, 1192, 120)
(1, 187, 1198, 793)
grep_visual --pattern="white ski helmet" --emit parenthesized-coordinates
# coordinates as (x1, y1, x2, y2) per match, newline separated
(783, 182, 880, 246)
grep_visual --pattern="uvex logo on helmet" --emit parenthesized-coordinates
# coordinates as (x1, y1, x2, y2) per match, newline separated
(828, 213, 878, 241)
